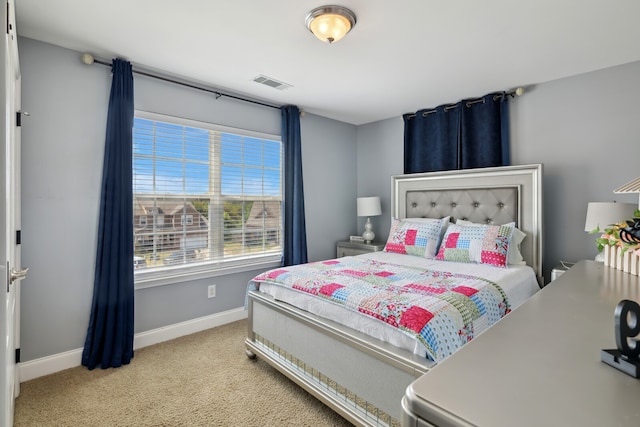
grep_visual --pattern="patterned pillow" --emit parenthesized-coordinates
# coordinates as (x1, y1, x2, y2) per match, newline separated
(456, 219, 526, 265)
(435, 222, 516, 267)
(383, 217, 446, 258)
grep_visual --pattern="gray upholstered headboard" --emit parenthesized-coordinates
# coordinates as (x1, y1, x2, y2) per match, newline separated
(405, 188, 519, 226)
(391, 164, 543, 285)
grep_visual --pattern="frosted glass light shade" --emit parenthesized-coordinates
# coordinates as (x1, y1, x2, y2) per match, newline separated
(584, 202, 636, 232)
(305, 6, 356, 44)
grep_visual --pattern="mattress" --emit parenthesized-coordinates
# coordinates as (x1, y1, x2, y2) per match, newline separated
(256, 251, 539, 361)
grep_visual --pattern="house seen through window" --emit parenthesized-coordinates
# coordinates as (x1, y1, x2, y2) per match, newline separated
(132, 112, 283, 273)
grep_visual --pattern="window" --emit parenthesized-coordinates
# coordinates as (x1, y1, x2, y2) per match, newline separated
(181, 214, 193, 225)
(132, 111, 282, 278)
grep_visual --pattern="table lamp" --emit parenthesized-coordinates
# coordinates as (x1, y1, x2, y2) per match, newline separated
(357, 196, 381, 243)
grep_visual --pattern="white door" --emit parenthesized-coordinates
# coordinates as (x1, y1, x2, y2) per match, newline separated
(1, 0, 23, 425)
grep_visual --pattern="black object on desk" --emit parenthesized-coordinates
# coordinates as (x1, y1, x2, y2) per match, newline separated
(601, 299, 640, 378)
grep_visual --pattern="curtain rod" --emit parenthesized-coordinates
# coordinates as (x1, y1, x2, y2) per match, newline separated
(405, 87, 525, 119)
(80, 53, 281, 111)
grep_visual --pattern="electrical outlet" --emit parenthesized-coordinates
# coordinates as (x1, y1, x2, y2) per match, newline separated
(207, 284, 216, 298)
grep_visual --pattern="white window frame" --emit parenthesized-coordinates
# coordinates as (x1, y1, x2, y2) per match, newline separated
(181, 214, 193, 225)
(133, 110, 283, 289)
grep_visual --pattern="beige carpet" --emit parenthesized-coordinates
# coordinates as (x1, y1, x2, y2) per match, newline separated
(14, 320, 353, 426)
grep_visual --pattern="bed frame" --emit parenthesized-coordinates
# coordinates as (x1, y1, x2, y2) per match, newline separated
(245, 164, 543, 426)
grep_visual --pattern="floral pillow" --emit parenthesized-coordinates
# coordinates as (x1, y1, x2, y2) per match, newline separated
(435, 222, 516, 267)
(456, 219, 526, 265)
(383, 217, 446, 258)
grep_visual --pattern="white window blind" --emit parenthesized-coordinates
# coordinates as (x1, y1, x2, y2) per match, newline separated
(132, 112, 282, 272)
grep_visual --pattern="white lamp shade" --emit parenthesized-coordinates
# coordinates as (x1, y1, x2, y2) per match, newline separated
(357, 197, 381, 217)
(584, 202, 636, 232)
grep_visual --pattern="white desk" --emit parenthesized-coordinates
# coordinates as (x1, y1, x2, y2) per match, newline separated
(401, 260, 640, 427)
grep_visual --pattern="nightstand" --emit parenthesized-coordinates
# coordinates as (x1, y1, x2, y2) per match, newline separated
(551, 261, 575, 282)
(336, 241, 385, 257)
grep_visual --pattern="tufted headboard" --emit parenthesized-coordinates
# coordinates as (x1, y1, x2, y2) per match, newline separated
(391, 164, 543, 285)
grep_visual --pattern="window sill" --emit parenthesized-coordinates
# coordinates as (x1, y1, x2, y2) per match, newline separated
(134, 255, 281, 290)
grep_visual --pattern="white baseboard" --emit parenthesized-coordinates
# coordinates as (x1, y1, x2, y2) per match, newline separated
(18, 307, 247, 383)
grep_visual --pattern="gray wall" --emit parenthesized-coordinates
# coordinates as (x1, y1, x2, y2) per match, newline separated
(298, 114, 357, 261)
(356, 61, 640, 282)
(18, 37, 357, 361)
(19, 35, 640, 362)
(356, 117, 403, 243)
(510, 62, 640, 278)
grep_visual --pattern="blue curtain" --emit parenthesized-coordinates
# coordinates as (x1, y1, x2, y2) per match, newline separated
(281, 105, 308, 266)
(82, 59, 135, 370)
(460, 93, 510, 169)
(403, 92, 510, 173)
(403, 105, 460, 173)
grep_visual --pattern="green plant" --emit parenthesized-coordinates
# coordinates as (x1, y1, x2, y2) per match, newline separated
(591, 209, 640, 255)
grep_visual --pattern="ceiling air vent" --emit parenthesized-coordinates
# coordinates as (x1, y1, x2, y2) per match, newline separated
(253, 75, 292, 91)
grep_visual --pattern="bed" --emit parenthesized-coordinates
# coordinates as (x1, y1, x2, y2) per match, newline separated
(245, 164, 543, 427)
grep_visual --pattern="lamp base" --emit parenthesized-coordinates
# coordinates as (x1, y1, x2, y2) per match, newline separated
(362, 217, 375, 243)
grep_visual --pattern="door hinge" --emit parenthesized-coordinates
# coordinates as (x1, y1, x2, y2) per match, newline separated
(15, 348, 20, 363)
(16, 229, 20, 244)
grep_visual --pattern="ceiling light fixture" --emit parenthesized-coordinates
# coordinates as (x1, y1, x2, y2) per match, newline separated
(305, 5, 357, 44)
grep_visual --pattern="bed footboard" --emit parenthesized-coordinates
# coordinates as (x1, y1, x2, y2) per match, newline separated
(245, 290, 433, 427)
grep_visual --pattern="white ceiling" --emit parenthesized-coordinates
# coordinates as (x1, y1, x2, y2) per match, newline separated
(14, 0, 640, 125)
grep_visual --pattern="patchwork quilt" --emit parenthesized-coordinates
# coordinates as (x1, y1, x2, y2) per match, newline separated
(251, 257, 510, 362)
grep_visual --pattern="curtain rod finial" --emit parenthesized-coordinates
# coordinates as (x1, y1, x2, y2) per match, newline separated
(514, 87, 525, 96)
(81, 53, 95, 65)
